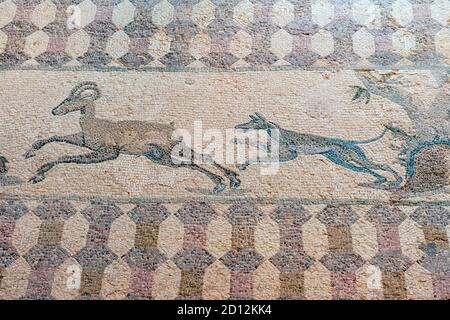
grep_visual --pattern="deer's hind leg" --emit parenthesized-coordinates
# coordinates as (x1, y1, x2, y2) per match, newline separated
(191, 150, 241, 189)
(24, 133, 85, 159)
(144, 147, 226, 194)
(29, 149, 120, 183)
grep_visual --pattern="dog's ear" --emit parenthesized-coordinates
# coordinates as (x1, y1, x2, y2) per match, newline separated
(254, 112, 267, 121)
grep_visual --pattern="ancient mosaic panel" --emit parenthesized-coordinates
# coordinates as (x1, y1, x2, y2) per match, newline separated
(0, 0, 449, 300)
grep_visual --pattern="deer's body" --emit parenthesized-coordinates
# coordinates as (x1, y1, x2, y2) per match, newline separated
(79, 106, 178, 154)
(25, 82, 240, 193)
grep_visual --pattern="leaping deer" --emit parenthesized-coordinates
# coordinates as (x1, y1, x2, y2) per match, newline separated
(24, 82, 241, 193)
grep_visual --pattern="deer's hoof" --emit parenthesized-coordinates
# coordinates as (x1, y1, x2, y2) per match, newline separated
(29, 175, 45, 184)
(213, 182, 226, 194)
(24, 150, 36, 159)
(230, 177, 241, 189)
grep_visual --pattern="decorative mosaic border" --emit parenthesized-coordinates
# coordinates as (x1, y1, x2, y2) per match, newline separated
(0, 0, 449, 71)
(1, 197, 449, 300)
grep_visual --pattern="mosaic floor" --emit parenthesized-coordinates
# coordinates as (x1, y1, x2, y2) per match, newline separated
(0, 0, 449, 300)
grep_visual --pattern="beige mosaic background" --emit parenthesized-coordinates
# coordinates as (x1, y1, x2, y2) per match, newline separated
(1, 69, 447, 202)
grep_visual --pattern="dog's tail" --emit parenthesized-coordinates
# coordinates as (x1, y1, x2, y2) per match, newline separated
(351, 127, 388, 145)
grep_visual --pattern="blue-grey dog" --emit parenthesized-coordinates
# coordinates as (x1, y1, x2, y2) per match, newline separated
(233, 113, 402, 189)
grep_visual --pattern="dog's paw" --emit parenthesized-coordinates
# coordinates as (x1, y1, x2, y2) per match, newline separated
(212, 182, 226, 194)
(237, 164, 248, 171)
(230, 177, 241, 189)
(29, 174, 45, 184)
(23, 150, 36, 159)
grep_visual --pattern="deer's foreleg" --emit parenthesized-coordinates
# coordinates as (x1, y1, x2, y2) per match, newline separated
(29, 150, 119, 184)
(24, 133, 85, 158)
(144, 147, 227, 193)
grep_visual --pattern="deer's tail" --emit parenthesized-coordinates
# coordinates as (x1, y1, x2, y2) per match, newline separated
(352, 127, 388, 145)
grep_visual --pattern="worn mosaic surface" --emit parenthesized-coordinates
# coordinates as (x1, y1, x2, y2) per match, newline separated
(0, 0, 449, 300)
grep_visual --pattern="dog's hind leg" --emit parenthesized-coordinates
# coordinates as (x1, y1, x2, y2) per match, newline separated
(321, 151, 388, 184)
(347, 154, 403, 187)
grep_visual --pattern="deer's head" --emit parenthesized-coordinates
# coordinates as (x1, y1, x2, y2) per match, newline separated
(52, 82, 100, 116)
(235, 113, 279, 132)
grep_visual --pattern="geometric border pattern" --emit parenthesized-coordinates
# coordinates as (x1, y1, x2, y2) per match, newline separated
(1, 199, 449, 299)
(0, 0, 449, 71)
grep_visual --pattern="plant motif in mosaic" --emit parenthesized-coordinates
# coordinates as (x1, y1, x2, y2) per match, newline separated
(354, 71, 450, 195)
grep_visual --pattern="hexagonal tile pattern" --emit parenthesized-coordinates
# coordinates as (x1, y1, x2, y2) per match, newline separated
(192, 0, 216, 29)
(0, 0, 16, 29)
(65, 29, 91, 58)
(77, 0, 98, 29)
(311, 0, 335, 28)
(392, 29, 416, 56)
(270, 29, 293, 59)
(392, 0, 414, 27)
(112, 0, 136, 29)
(431, 0, 450, 26)
(152, 0, 174, 28)
(311, 29, 334, 57)
(229, 30, 252, 59)
(148, 29, 172, 59)
(0, 30, 7, 53)
(24, 30, 49, 58)
(352, 0, 382, 29)
(234, 0, 254, 28)
(435, 28, 450, 58)
(106, 30, 130, 59)
(352, 28, 375, 58)
(31, 0, 57, 29)
(189, 32, 211, 60)
(272, 0, 295, 28)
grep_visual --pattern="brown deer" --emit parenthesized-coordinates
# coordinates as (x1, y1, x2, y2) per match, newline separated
(24, 82, 240, 193)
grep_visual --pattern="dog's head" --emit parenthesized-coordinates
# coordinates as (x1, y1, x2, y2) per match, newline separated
(234, 113, 278, 132)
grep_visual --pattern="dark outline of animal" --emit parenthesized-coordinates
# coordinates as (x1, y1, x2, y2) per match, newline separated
(24, 82, 241, 194)
(0, 156, 8, 177)
(233, 113, 403, 189)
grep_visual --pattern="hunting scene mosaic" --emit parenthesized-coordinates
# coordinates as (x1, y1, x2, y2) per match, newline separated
(0, 0, 449, 300)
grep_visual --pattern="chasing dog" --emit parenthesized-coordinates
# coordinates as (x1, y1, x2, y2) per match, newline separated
(233, 113, 402, 189)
